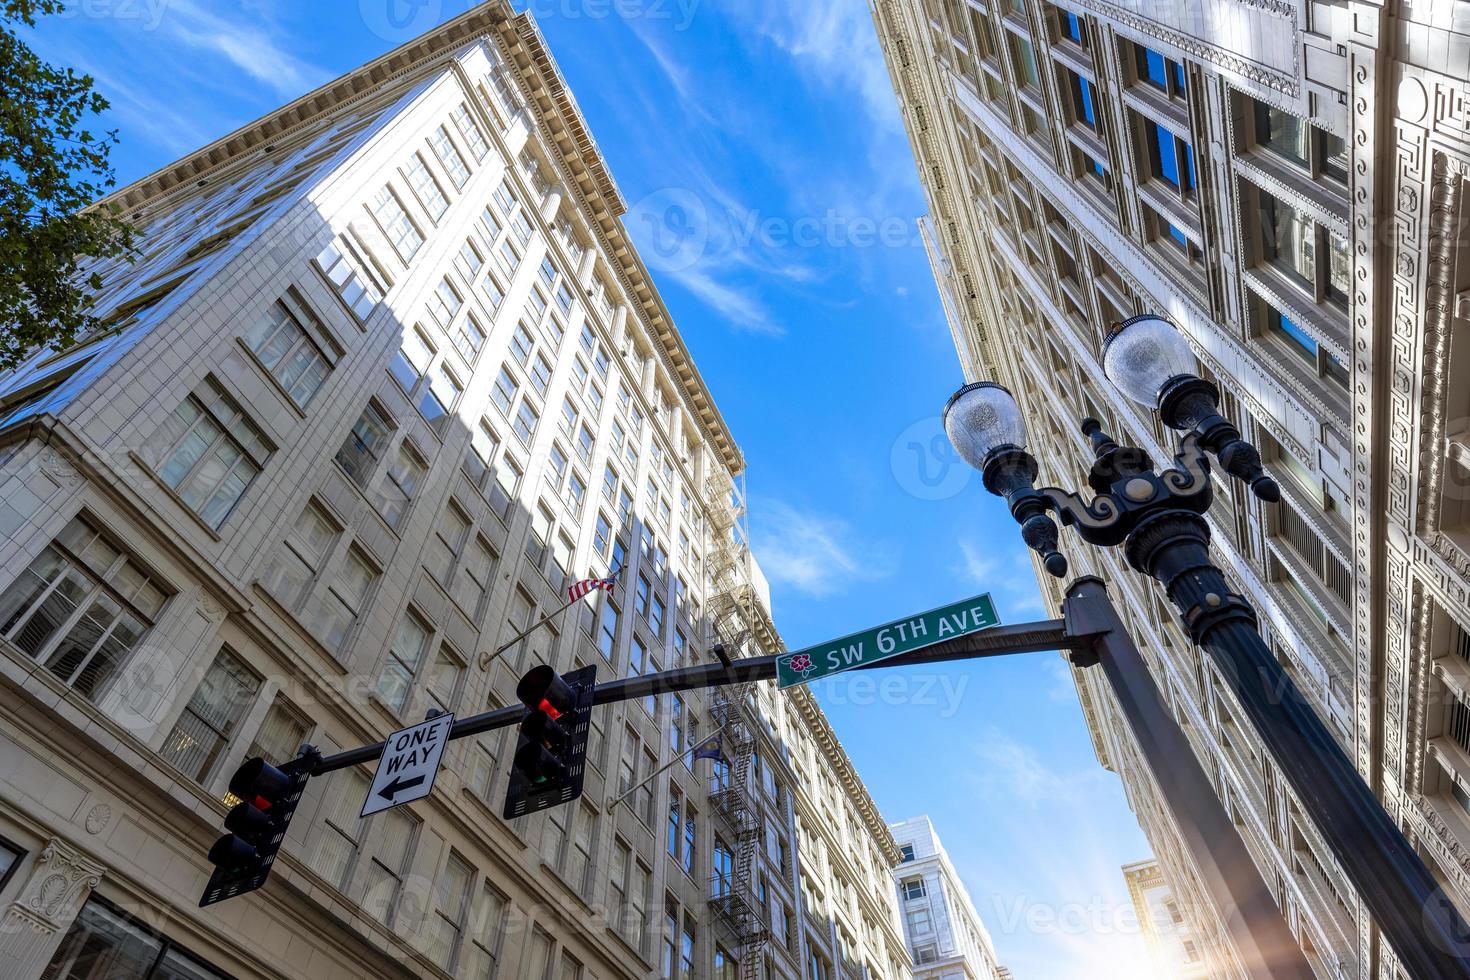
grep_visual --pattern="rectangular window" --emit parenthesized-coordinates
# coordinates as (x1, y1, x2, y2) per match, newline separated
(378, 612, 430, 713)
(243, 301, 334, 408)
(1068, 71, 1096, 128)
(598, 599, 619, 661)
(308, 546, 377, 652)
(1009, 34, 1039, 89)
(454, 312, 486, 363)
(430, 125, 470, 189)
(147, 378, 272, 529)
(492, 365, 519, 416)
(44, 899, 230, 980)
(513, 400, 540, 447)
(1254, 101, 1310, 167)
(389, 327, 434, 393)
(451, 103, 490, 160)
(426, 277, 463, 332)
(427, 852, 473, 969)
(336, 402, 394, 486)
(378, 440, 426, 530)
(159, 647, 260, 782)
(406, 152, 448, 221)
(316, 236, 384, 321)
(370, 186, 423, 262)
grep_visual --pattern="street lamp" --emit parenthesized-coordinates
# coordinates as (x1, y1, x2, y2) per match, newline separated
(945, 314, 1470, 978)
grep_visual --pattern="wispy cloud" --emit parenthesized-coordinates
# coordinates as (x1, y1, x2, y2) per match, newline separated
(971, 729, 1107, 807)
(957, 541, 1049, 618)
(735, 0, 902, 133)
(162, 0, 333, 98)
(752, 501, 889, 598)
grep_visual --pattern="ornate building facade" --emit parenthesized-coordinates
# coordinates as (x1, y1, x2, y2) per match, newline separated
(889, 816, 1008, 980)
(0, 5, 911, 979)
(1124, 858, 1213, 978)
(872, 0, 1470, 976)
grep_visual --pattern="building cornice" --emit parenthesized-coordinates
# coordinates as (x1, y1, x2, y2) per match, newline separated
(88, 0, 744, 477)
(789, 685, 901, 864)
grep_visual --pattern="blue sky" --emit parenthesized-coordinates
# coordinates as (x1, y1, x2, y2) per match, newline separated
(35, 1, 1160, 975)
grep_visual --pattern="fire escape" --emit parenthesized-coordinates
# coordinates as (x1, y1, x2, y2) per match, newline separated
(703, 468, 770, 980)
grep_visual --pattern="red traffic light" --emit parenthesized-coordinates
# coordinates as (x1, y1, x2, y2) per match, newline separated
(516, 665, 574, 719)
(228, 758, 291, 810)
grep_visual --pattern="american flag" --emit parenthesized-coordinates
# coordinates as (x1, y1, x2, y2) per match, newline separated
(568, 571, 618, 602)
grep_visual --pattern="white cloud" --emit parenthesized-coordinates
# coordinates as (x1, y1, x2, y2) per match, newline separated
(957, 541, 1048, 618)
(752, 501, 888, 598)
(738, 0, 902, 133)
(667, 266, 785, 336)
(972, 730, 1103, 806)
(163, 0, 332, 98)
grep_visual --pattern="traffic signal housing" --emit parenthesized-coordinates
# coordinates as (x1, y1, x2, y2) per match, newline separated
(503, 664, 596, 818)
(200, 748, 317, 907)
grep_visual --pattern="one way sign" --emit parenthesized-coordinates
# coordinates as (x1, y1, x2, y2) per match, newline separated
(361, 713, 454, 818)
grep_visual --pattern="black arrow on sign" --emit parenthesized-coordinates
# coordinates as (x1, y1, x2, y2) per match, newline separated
(378, 774, 426, 802)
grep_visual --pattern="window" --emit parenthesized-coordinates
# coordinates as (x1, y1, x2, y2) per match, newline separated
(430, 124, 470, 188)
(464, 886, 508, 977)
(245, 696, 309, 768)
(650, 594, 665, 637)
(146, 377, 272, 529)
(454, 312, 487, 363)
(1008, 34, 1039, 89)
(1059, 7, 1084, 43)
(597, 598, 620, 661)
(1135, 44, 1186, 98)
(43, 898, 230, 980)
(1256, 187, 1350, 305)
(1144, 119, 1195, 194)
(906, 906, 933, 935)
(316, 236, 385, 320)
(337, 402, 394, 486)
(715, 946, 737, 980)
(427, 853, 473, 969)
(390, 327, 434, 393)
(451, 103, 489, 160)
(681, 918, 696, 977)
(901, 877, 927, 900)
(0, 515, 167, 700)
(899, 844, 916, 863)
(158, 647, 259, 782)
(682, 803, 697, 875)
(378, 439, 426, 530)
(1067, 70, 1097, 128)
(1263, 303, 1348, 389)
(243, 300, 334, 408)
(378, 611, 430, 712)
(370, 185, 422, 262)
(426, 277, 463, 332)
(713, 837, 734, 897)
(513, 399, 540, 447)
(0, 838, 20, 893)
(406, 152, 448, 221)
(492, 365, 519, 415)
(360, 805, 418, 925)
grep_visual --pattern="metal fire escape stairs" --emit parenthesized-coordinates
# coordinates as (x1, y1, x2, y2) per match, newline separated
(703, 468, 770, 980)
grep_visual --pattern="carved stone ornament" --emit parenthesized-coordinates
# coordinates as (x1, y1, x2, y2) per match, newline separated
(3, 840, 105, 935)
(83, 805, 112, 836)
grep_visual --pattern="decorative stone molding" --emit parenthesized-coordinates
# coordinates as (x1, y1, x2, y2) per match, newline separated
(0, 839, 105, 978)
(1072, 0, 1300, 99)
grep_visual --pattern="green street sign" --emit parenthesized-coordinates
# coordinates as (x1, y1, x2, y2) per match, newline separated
(775, 592, 1000, 689)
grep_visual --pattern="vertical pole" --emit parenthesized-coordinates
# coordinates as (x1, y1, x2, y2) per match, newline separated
(1063, 576, 1315, 979)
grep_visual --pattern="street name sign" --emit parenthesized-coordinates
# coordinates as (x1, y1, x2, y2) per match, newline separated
(361, 712, 454, 818)
(776, 592, 1000, 689)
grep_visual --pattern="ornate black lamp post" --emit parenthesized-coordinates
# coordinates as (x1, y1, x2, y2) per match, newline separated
(945, 314, 1470, 978)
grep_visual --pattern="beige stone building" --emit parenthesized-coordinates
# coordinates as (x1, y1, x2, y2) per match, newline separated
(0, 5, 912, 979)
(1124, 859, 1212, 978)
(872, 0, 1470, 976)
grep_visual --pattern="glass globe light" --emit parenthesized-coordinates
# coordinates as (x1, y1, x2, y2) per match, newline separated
(943, 382, 1029, 471)
(1102, 314, 1198, 408)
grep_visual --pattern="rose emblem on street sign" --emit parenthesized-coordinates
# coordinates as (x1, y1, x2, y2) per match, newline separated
(785, 653, 815, 677)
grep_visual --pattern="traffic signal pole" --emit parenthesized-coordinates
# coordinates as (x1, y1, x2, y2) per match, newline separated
(280, 580, 1316, 976)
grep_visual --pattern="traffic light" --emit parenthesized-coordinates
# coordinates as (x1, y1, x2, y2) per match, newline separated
(200, 747, 318, 907)
(503, 664, 596, 819)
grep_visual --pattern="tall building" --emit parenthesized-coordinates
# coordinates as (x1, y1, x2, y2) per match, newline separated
(1123, 859, 1212, 978)
(0, 5, 911, 979)
(872, 0, 1470, 976)
(889, 817, 1007, 980)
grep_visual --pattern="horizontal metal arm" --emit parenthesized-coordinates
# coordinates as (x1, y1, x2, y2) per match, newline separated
(312, 619, 1072, 776)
